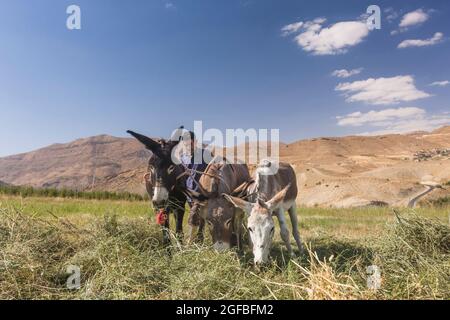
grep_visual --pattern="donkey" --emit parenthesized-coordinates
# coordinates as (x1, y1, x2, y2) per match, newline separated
(224, 160, 303, 264)
(188, 158, 251, 251)
(127, 130, 204, 244)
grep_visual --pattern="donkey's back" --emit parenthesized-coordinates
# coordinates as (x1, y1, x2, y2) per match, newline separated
(255, 161, 298, 204)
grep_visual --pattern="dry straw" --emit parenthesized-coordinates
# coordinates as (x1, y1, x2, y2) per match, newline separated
(0, 204, 448, 300)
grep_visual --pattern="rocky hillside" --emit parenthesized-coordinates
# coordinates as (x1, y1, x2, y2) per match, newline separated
(281, 128, 450, 207)
(0, 127, 449, 207)
(0, 135, 151, 194)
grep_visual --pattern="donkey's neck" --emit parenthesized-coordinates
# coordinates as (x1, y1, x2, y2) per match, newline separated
(255, 171, 271, 200)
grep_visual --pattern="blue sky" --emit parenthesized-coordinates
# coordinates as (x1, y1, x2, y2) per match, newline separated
(0, 0, 449, 156)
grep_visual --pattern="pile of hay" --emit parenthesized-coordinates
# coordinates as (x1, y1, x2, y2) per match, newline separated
(0, 205, 448, 300)
(0, 208, 271, 299)
(375, 212, 450, 299)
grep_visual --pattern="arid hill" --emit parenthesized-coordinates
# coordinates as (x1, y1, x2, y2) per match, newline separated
(281, 129, 450, 207)
(0, 127, 449, 207)
(0, 135, 151, 194)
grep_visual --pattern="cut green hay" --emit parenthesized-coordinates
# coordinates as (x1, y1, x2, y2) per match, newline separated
(374, 211, 450, 299)
(0, 207, 162, 299)
(0, 207, 362, 300)
(289, 249, 364, 300)
(1, 202, 449, 300)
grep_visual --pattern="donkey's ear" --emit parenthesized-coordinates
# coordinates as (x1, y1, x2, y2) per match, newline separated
(223, 194, 253, 214)
(266, 184, 290, 211)
(127, 131, 162, 155)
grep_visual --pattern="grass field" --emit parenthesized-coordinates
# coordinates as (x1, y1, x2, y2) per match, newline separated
(0, 195, 449, 300)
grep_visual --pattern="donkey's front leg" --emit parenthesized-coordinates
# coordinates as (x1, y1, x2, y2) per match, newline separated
(175, 208, 185, 243)
(187, 218, 205, 244)
(162, 214, 171, 246)
(276, 209, 293, 257)
(197, 218, 205, 243)
(288, 205, 304, 254)
(233, 209, 245, 253)
(188, 204, 206, 244)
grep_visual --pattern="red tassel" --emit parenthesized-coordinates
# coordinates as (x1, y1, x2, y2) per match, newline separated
(156, 209, 168, 226)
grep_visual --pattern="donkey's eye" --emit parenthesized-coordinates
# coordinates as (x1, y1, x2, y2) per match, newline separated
(270, 227, 275, 233)
(248, 227, 253, 232)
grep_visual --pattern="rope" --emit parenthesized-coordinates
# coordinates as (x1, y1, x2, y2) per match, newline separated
(183, 164, 234, 195)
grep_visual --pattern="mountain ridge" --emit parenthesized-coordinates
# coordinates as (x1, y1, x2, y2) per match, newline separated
(1, 126, 449, 207)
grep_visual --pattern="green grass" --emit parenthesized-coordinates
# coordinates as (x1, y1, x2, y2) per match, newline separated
(0, 195, 151, 218)
(3, 195, 446, 238)
(299, 206, 447, 240)
(0, 195, 449, 300)
(0, 185, 148, 202)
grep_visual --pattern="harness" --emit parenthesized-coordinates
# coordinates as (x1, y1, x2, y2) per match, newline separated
(183, 161, 234, 196)
(180, 163, 202, 192)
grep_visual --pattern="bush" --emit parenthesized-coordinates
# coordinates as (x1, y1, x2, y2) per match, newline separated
(429, 196, 450, 208)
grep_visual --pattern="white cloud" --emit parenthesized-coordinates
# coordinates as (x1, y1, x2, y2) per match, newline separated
(398, 32, 444, 48)
(281, 18, 370, 55)
(165, 2, 175, 9)
(399, 9, 429, 28)
(430, 80, 450, 87)
(385, 7, 399, 23)
(362, 117, 450, 135)
(337, 107, 450, 135)
(332, 68, 363, 78)
(281, 22, 304, 36)
(392, 9, 431, 34)
(335, 75, 431, 105)
(337, 107, 425, 126)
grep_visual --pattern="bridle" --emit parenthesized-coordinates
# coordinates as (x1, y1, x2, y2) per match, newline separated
(143, 164, 187, 211)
